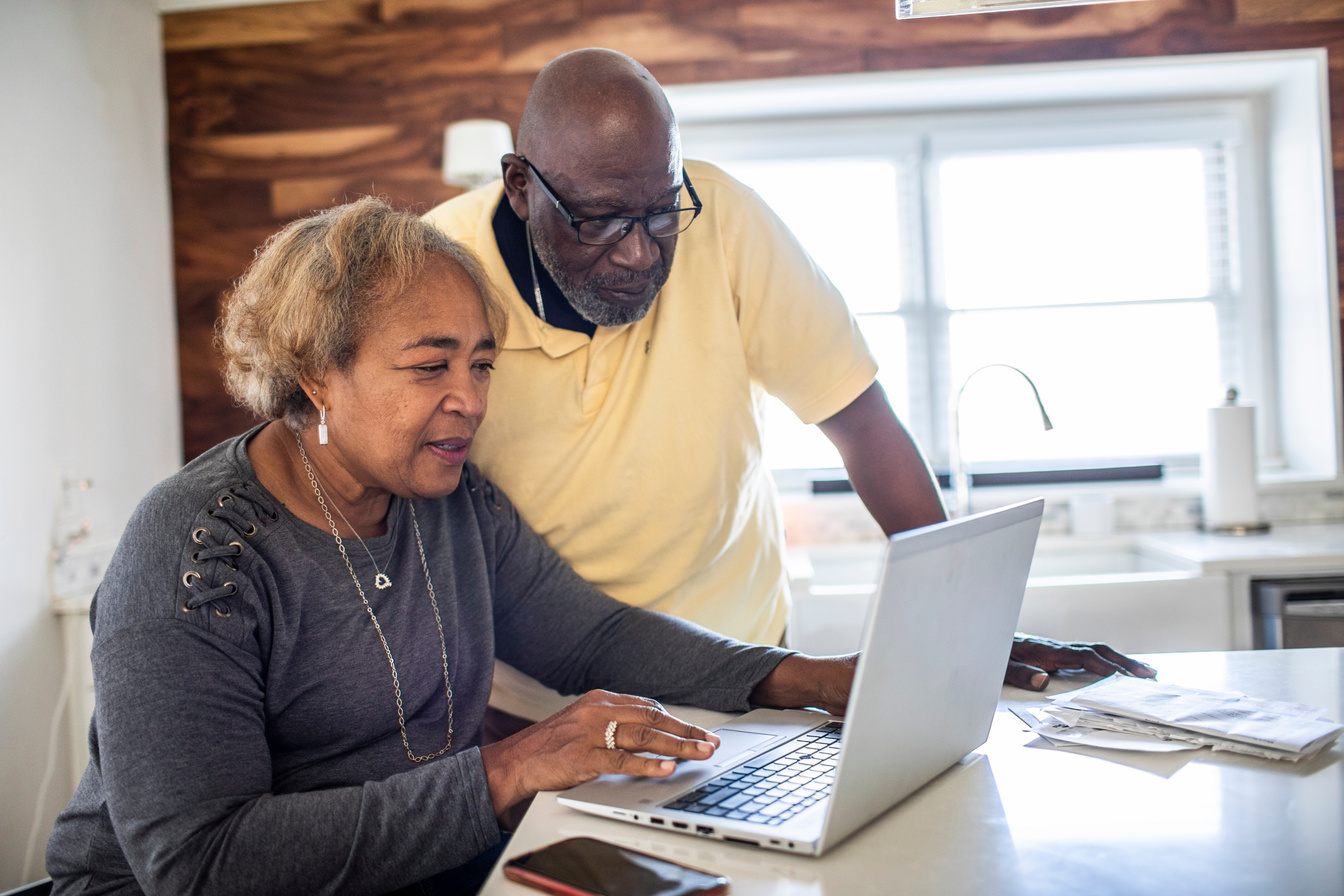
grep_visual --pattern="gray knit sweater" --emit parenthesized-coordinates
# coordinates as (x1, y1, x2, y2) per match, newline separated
(46, 428, 790, 895)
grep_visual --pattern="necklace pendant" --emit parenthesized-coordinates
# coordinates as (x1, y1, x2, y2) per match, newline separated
(374, 573, 392, 590)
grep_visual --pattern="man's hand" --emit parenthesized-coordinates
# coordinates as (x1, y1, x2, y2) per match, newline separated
(1006, 634, 1157, 691)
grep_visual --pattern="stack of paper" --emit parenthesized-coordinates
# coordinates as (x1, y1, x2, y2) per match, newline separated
(1012, 675, 1344, 761)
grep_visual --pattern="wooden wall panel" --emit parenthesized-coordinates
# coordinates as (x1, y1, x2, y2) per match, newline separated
(164, 0, 1344, 460)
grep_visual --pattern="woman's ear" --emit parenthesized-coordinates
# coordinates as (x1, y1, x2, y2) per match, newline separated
(297, 377, 330, 445)
(297, 377, 325, 413)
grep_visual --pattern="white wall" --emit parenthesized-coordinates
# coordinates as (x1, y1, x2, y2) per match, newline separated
(0, 0, 181, 886)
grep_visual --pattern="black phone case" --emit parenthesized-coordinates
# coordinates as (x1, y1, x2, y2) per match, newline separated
(502, 836, 730, 896)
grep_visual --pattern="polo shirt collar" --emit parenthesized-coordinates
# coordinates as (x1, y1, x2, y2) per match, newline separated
(480, 194, 648, 359)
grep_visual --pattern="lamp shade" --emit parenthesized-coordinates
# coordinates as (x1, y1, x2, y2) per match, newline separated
(442, 119, 514, 188)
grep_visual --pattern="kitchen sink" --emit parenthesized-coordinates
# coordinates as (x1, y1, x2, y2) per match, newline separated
(1026, 542, 1194, 581)
(794, 539, 1194, 593)
(787, 537, 1229, 656)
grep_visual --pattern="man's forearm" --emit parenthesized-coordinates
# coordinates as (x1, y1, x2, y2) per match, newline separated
(817, 381, 947, 535)
(750, 654, 857, 716)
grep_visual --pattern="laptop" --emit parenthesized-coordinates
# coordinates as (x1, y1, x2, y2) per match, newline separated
(558, 498, 1044, 856)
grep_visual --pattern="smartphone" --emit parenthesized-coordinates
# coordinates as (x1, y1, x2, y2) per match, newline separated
(502, 836, 730, 896)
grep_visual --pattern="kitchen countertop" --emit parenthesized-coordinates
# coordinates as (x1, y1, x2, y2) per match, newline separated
(1137, 523, 1344, 576)
(478, 648, 1344, 896)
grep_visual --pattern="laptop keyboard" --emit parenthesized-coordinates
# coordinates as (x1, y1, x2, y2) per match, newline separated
(662, 721, 843, 826)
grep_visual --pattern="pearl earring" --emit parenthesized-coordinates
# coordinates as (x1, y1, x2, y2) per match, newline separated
(318, 406, 329, 445)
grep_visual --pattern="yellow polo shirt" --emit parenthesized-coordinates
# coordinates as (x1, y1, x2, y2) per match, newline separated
(425, 161, 876, 646)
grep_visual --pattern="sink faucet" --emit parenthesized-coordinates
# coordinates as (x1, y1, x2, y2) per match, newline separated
(948, 364, 1053, 517)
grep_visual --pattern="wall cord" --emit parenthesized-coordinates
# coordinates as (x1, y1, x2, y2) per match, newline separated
(21, 622, 73, 885)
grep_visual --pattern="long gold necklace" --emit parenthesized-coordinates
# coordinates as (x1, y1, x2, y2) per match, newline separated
(526, 223, 548, 323)
(296, 433, 455, 763)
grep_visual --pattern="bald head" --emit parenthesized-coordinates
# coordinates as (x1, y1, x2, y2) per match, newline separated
(517, 48, 679, 171)
(502, 50, 689, 328)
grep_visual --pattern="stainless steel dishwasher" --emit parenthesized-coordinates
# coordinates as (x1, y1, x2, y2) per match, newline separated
(1252, 576, 1344, 648)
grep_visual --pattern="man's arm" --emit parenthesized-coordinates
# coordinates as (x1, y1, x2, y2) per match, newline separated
(816, 380, 1156, 690)
(816, 380, 947, 534)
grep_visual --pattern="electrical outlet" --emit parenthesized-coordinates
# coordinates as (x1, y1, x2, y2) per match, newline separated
(51, 539, 117, 601)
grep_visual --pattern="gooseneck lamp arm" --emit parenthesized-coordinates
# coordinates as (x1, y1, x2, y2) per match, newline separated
(948, 364, 1053, 517)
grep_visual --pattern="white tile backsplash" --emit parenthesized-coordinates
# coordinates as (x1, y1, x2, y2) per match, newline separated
(780, 477, 1344, 548)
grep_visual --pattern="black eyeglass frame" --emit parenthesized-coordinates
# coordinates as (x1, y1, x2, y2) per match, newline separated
(517, 156, 703, 246)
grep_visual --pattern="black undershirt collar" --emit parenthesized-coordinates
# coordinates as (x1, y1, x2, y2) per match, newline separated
(491, 196, 596, 338)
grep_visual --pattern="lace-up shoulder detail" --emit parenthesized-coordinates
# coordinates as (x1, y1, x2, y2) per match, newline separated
(176, 483, 279, 629)
(207, 482, 281, 538)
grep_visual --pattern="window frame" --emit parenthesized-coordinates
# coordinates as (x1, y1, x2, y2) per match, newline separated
(667, 49, 1341, 491)
(924, 116, 1253, 472)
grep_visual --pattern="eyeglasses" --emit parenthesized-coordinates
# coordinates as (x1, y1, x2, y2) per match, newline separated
(518, 156, 703, 246)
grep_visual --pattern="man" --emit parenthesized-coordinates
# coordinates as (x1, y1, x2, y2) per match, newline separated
(424, 49, 1152, 721)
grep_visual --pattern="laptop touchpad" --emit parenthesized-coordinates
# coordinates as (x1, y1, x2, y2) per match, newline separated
(703, 729, 776, 767)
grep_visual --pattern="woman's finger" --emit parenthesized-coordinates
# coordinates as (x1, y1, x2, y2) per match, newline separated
(589, 697, 720, 746)
(632, 703, 720, 746)
(604, 719, 717, 760)
(606, 749, 678, 778)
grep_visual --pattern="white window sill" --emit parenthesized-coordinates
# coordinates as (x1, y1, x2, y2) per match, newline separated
(777, 470, 1344, 548)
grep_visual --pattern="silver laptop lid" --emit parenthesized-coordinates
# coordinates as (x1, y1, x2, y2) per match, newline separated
(819, 498, 1043, 850)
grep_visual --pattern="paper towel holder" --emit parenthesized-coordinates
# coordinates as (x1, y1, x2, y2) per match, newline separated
(1200, 386, 1271, 536)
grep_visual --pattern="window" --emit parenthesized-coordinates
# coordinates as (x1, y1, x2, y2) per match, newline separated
(669, 50, 1340, 487)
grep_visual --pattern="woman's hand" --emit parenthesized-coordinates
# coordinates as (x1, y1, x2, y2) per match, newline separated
(749, 654, 858, 716)
(479, 690, 721, 817)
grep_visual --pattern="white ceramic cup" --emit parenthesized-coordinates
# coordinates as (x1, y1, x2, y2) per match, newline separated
(1070, 493, 1117, 537)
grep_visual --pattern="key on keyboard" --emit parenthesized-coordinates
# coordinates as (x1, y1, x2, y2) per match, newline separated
(663, 721, 842, 826)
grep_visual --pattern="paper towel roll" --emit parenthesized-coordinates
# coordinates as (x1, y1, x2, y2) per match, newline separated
(1202, 395, 1258, 530)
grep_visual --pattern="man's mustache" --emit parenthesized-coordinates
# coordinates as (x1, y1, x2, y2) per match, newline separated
(590, 260, 668, 290)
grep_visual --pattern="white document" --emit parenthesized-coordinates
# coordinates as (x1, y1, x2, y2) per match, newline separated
(1011, 705, 1198, 753)
(1047, 675, 1344, 760)
(1033, 705, 1316, 761)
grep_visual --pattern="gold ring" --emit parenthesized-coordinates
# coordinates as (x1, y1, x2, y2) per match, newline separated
(604, 720, 618, 750)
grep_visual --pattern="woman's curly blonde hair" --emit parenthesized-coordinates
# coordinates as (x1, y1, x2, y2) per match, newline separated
(216, 196, 508, 427)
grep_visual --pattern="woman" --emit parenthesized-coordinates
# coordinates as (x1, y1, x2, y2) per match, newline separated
(44, 198, 851, 896)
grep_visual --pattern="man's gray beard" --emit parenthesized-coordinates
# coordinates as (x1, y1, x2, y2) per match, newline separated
(532, 232, 669, 328)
